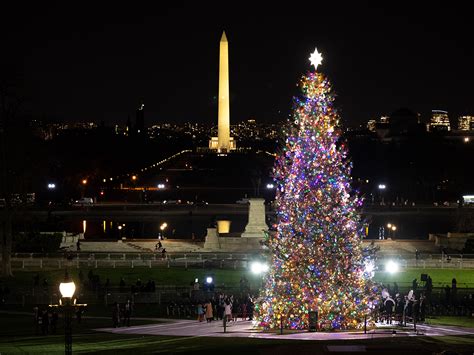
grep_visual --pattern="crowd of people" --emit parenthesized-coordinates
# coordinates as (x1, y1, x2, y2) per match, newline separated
(195, 293, 255, 323)
(32, 305, 83, 335)
(112, 299, 133, 327)
(378, 275, 463, 325)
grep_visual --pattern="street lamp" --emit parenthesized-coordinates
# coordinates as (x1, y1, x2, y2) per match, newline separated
(59, 280, 75, 355)
(378, 184, 387, 205)
(159, 222, 168, 239)
(386, 223, 397, 238)
(385, 260, 399, 274)
(50, 275, 85, 355)
(250, 261, 269, 275)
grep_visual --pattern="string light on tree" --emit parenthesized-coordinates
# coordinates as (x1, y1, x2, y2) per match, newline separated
(255, 48, 377, 330)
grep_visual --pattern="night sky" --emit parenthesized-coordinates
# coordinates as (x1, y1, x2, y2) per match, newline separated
(3, 1, 473, 127)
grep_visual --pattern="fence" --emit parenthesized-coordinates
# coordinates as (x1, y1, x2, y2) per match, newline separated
(7, 252, 474, 271)
(9, 252, 257, 270)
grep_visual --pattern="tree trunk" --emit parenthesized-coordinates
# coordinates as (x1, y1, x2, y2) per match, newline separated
(0, 210, 13, 277)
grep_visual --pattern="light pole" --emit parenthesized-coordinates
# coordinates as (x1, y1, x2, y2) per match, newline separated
(387, 223, 397, 239)
(378, 184, 386, 205)
(81, 179, 87, 198)
(160, 222, 168, 239)
(59, 280, 75, 355)
(50, 275, 86, 355)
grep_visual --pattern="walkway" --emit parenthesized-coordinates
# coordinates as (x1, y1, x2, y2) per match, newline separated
(96, 318, 474, 340)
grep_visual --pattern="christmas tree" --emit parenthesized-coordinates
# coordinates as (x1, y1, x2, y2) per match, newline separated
(255, 49, 376, 330)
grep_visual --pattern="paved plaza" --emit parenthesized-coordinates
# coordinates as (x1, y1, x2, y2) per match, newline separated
(97, 318, 474, 341)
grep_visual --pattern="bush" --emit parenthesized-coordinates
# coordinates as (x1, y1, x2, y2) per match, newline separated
(13, 232, 63, 253)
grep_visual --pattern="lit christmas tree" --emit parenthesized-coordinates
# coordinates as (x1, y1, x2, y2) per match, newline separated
(255, 49, 376, 330)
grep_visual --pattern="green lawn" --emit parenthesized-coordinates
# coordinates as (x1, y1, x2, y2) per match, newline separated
(373, 268, 474, 288)
(2, 267, 474, 291)
(1, 314, 474, 354)
(1, 267, 264, 293)
(426, 316, 474, 328)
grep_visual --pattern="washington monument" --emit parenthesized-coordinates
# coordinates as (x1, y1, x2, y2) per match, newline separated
(209, 31, 236, 152)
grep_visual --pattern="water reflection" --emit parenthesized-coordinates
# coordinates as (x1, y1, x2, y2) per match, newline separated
(61, 216, 248, 240)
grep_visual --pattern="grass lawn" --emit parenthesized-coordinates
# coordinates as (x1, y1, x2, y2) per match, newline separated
(425, 316, 474, 328)
(373, 268, 474, 288)
(2, 267, 474, 291)
(0, 314, 474, 354)
(1, 267, 262, 291)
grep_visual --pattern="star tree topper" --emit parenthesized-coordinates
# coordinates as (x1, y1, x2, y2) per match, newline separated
(309, 47, 323, 70)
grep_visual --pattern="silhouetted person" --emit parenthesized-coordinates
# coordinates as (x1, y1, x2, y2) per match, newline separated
(384, 297, 395, 324)
(444, 285, 451, 305)
(33, 306, 40, 335)
(123, 300, 132, 327)
(112, 302, 120, 328)
(412, 278, 418, 292)
(41, 309, 49, 335)
(76, 239, 81, 251)
(452, 278, 457, 305)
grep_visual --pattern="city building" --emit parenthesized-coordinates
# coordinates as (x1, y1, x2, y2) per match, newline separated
(429, 110, 450, 132)
(458, 115, 473, 131)
(367, 119, 377, 132)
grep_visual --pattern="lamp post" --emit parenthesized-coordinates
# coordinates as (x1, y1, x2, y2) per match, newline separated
(81, 179, 87, 198)
(160, 222, 168, 239)
(59, 281, 76, 355)
(386, 223, 397, 239)
(50, 275, 86, 355)
(378, 184, 386, 205)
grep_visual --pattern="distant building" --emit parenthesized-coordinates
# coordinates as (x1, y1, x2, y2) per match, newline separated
(367, 119, 377, 132)
(458, 115, 473, 131)
(380, 116, 390, 124)
(429, 110, 450, 132)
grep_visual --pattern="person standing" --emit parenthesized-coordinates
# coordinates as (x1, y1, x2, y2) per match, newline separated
(444, 285, 451, 306)
(246, 297, 254, 321)
(224, 298, 232, 322)
(452, 278, 457, 305)
(112, 302, 120, 328)
(51, 309, 58, 334)
(232, 298, 240, 322)
(41, 309, 49, 335)
(33, 306, 40, 335)
(204, 300, 213, 322)
(123, 299, 132, 327)
(197, 303, 204, 322)
(384, 296, 395, 324)
(241, 299, 247, 321)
